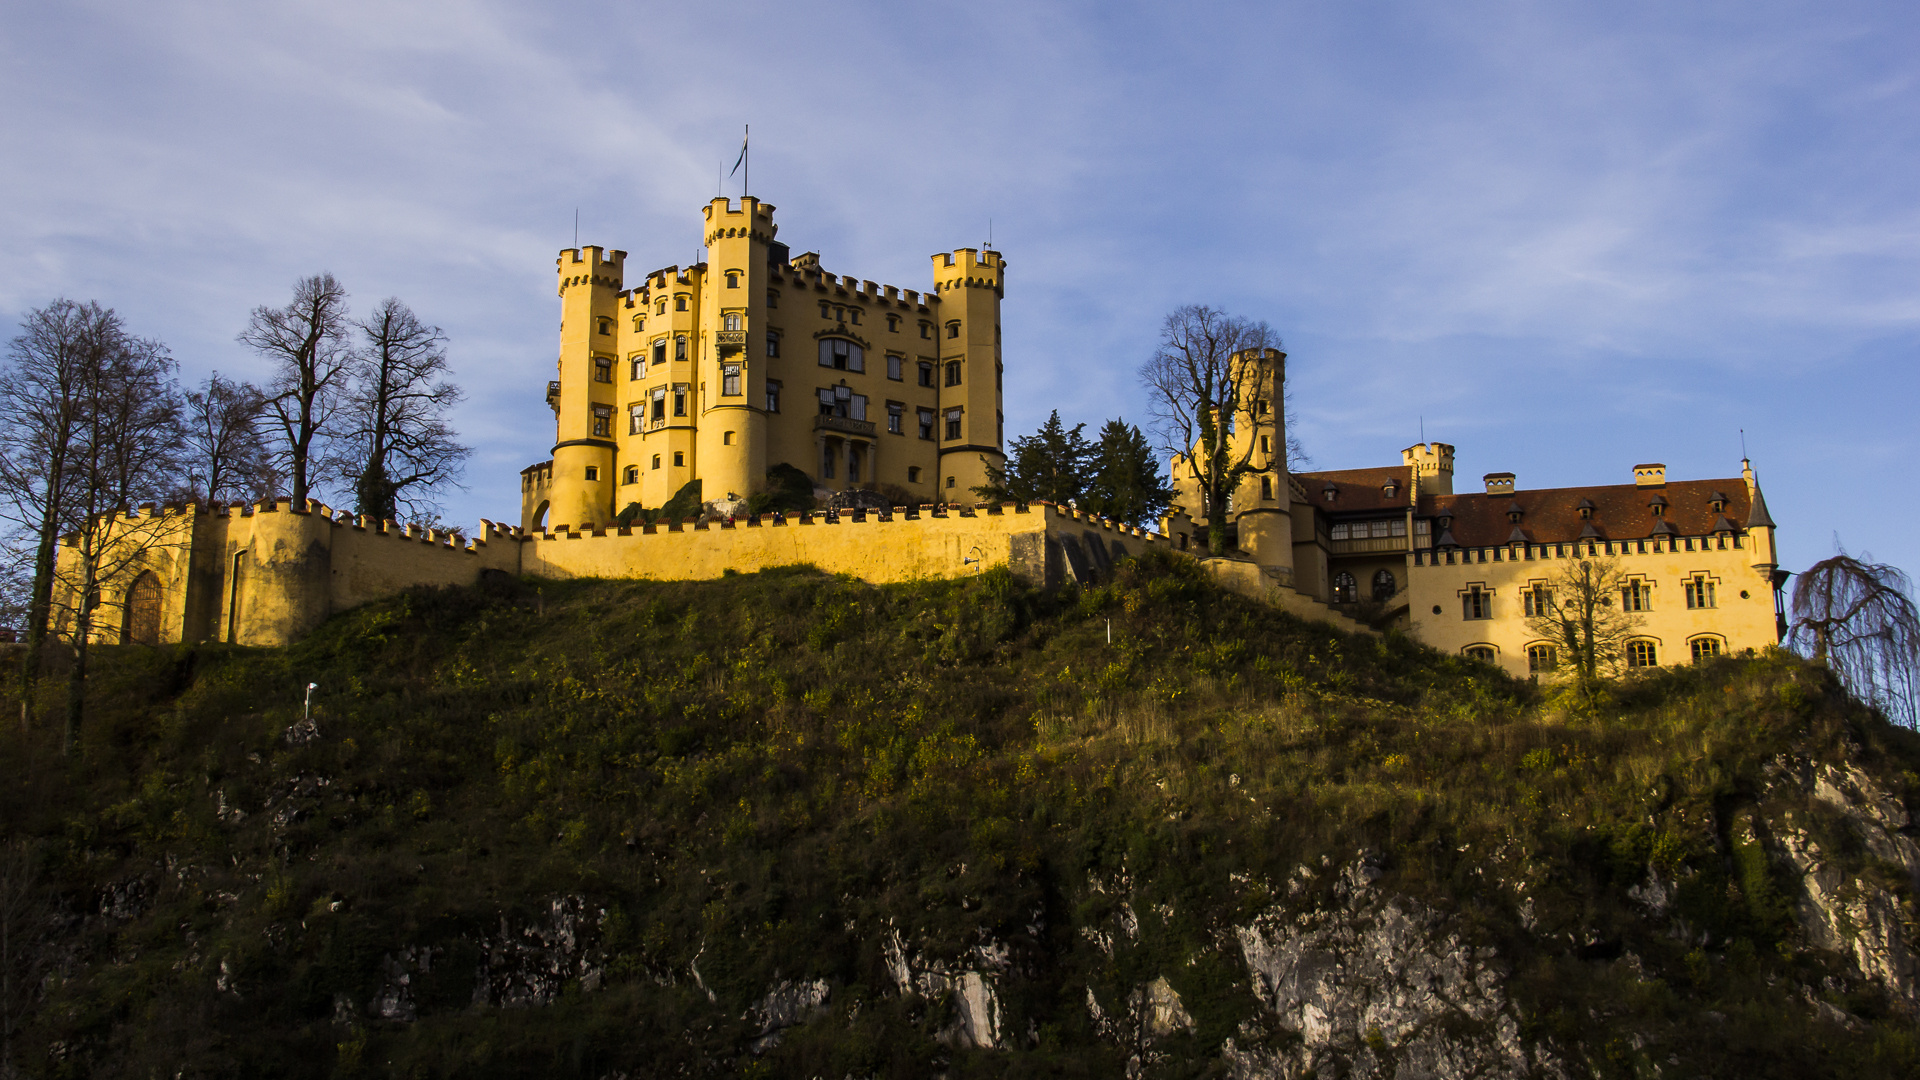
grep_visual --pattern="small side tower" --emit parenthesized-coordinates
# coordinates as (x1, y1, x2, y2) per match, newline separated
(1402, 442, 1456, 497)
(1228, 348, 1293, 574)
(695, 197, 776, 503)
(549, 245, 626, 530)
(929, 247, 1007, 498)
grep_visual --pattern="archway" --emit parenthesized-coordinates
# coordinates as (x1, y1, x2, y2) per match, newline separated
(123, 571, 162, 645)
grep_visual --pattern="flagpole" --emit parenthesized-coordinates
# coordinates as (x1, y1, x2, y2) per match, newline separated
(743, 124, 749, 199)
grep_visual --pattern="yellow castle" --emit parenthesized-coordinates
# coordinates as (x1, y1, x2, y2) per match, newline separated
(522, 197, 1007, 531)
(53, 197, 1786, 676)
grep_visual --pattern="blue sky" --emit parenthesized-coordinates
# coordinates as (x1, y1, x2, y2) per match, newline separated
(2, 1, 1916, 580)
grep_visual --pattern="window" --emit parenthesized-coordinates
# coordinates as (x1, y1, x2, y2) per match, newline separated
(1528, 644, 1557, 673)
(585, 466, 599, 481)
(630, 357, 645, 380)
(945, 408, 962, 440)
(593, 357, 612, 383)
(591, 405, 612, 437)
(675, 295, 688, 311)
(656, 299, 666, 315)
(766, 332, 780, 358)
(917, 361, 935, 387)
(887, 402, 903, 434)
(1261, 435, 1271, 455)
(674, 336, 687, 361)
(624, 465, 639, 484)
(725, 271, 739, 288)
(1372, 569, 1396, 601)
(908, 466, 921, 483)
(946, 475, 956, 489)
(672, 385, 687, 417)
(1684, 576, 1716, 609)
(1465, 645, 1497, 664)
(946, 321, 960, 339)
(653, 339, 667, 365)
(1330, 523, 1349, 540)
(887, 354, 903, 380)
(819, 301, 831, 319)
(1332, 572, 1357, 603)
(723, 312, 742, 331)
(766, 380, 781, 413)
(596, 317, 611, 336)
(848, 444, 863, 483)
(633, 315, 643, 333)
(887, 314, 900, 332)
(918, 409, 935, 440)
(1260, 477, 1273, 500)
(819, 338, 864, 372)
(920, 322, 932, 340)
(1691, 638, 1722, 663)
(629, 404, 645, 435)
(1462, 586, 1490, 620)
(1622, 580, 1652, 612)
(673, 451, 684, 467)
(651, 454, 661, 470)
(945, 361, 961, 386)
(721, 363, 741, 396)
(767, 289, 778, 309)
(821, 444, 835, 479)
(722, 431, 734, 445)
(1626, 640, 1658, 668)
(1255, 399, 1268, 417)
(849, 393, 867, 421)
(1523, 584, 1553, 617)
(651, 387, 666, 423)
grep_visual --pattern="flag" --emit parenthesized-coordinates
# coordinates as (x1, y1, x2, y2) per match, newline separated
(730, 130, 748, 177)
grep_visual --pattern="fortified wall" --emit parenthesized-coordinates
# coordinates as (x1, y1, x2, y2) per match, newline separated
(59, 499, 1365, 648)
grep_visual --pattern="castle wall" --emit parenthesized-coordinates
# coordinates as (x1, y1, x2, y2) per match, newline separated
(1408, 533, 1780, 678)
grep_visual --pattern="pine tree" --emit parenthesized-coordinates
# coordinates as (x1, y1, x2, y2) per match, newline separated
(973, 410, 1092, 505)
(1083, 419, 1174, 527)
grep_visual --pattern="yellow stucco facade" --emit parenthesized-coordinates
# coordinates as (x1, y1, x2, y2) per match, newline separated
(528, 197, 1007, 533)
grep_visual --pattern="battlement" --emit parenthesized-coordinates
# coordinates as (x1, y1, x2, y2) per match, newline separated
(556, 245, 626, 294)
(772, 264, 934, 309)
(702, 197, 778, 246)
(931, 247, 1005, 296)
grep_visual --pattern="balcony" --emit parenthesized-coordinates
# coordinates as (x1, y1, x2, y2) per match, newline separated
(1329, 534, 1410, 556)
(814, 414, 876, 437)
(715, 330, 746, 346)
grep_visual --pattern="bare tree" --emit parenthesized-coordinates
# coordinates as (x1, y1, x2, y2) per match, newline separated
(51, 328, 184, 752)
(182, 373, 276, 505)
(0, 301, 116, 712)
(240, 274, 352, 507)
(1524, 556, 1645, 681)
(1790, 550, 1920, 727)
(328, 298, 470, 522)
(1139, 305, 1287, 553)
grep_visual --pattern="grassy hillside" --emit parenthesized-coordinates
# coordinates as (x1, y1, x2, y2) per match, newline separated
(3, 552, 1918, 1078)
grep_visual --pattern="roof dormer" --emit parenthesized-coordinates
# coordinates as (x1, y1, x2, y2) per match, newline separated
(1647, 494, 1668, 517)
(1708, 490, 1728, 514)
(1505, 505, 1524, 524)
(1576, 497, 1596, 520)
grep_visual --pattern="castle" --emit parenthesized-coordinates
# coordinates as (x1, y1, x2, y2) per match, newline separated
(53, 197, 1786, 677)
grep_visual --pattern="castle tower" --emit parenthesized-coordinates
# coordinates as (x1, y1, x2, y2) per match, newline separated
(547, 245, 626, 529)
(929, 248, 1007, 498)
(1228, 348, 1293, 573)
(695, 197, 775, 504)
(1402, 442, 1455, 497)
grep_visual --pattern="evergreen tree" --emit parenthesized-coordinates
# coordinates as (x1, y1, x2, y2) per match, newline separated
(1083, 419, 1174, 527)
(973, 410, 1092, 505)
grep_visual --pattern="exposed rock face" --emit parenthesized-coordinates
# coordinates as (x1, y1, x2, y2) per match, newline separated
(1225, 865, 1556, 1080)
(1767, 756, 1920, 1013)
(883, 924, 1006, 1049)
(475, 896, 606, 1008)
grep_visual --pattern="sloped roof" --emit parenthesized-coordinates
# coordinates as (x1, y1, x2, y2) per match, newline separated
(1293, 465, 1415, 514)
(1418, 478, 1754, 547)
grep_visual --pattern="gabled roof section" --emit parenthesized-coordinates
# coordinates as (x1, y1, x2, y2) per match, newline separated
(1292, 465, 1414, 514)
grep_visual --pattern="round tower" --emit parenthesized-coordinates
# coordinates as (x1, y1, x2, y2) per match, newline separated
(694, 197, 775, 505)
(1228, 348, 1293, 575)
(548, 244, 625, 530)
(928, 247, 1007, 498)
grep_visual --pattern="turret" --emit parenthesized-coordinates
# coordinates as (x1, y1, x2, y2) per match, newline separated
(1402, 442, 1455, 497)
(695, 197, 776, 504)
(1227, 348, 1291, 572)
(547, 245, 626, 530)
(929, 247, 1007, 498)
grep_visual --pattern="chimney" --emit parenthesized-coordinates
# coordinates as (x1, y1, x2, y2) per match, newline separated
(1483, 472, 1515, 497)
(1633, 463, 1667, 488)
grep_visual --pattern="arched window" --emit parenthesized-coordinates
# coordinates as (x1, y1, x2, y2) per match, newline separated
(819, 339, 864, 372)
(723, 312, 742, 331)
(623, 465, 639, 485)
(1626, 640, 1658, 668)
(675, 295, 688, 311)
(1371, 569, 1396, 601)
(1332, 572, 1357, 604)
(1465, 645, 1497, 664)
(1690, 637, 1722, 663)
(725, 271, 739, 288)
(1527, 643, 1557, 673)
(122, 571, 161, 645)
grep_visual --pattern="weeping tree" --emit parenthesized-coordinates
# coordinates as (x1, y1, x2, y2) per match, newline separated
(1790, 551, 1920, 727)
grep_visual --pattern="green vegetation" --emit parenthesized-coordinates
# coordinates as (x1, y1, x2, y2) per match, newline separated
(2, 551, 1917, 1078)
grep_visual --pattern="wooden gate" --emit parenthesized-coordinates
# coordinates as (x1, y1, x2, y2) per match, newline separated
(123, 572, 161, 645)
